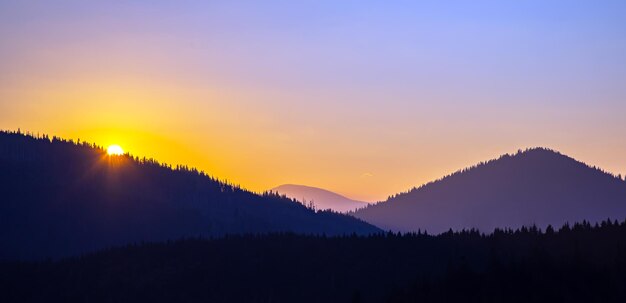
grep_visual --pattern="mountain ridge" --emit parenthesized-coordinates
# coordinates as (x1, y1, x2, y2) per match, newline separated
(389, 148, 623, 200)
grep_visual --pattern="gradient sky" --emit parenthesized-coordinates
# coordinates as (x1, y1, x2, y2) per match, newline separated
(1, 1, 625, 201)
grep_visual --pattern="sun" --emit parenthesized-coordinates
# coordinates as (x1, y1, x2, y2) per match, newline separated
(107, 144, 124, 156)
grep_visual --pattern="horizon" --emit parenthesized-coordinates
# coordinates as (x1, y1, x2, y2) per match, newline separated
(4, 129, 624, 204)
(2, 1, 626, 201)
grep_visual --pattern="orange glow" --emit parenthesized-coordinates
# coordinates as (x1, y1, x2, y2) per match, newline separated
(2, 80, 625, 202)
(1, 25, 625, 202)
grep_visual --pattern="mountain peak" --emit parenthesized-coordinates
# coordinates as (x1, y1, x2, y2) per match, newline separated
(354, 148, 626, 234)
(512, 147, 567, 159)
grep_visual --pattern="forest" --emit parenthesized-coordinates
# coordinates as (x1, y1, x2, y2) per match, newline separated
(2, 220, 626, 302)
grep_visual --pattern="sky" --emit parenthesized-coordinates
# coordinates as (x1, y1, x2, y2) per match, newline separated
(1, 0, 625, 201)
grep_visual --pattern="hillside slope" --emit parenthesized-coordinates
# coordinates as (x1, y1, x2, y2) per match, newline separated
(0, 131, 379, 259)
(353, 148, 626, 233)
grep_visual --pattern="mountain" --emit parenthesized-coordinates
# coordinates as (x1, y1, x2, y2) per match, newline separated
(353, 148, 626, 234)
(271, 184, 369, 213)
(0, 131, 380, 259)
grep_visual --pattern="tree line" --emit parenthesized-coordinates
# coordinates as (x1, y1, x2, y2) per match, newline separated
(2, 218, 626, 302)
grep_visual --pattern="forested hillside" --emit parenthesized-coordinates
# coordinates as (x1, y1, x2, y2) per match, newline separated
(0, 130, 379, 259)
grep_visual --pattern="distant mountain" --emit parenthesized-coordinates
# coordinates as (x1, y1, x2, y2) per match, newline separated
(353, 148, 626, 234)
(271, 184, 369, 213)
(0, 131, 380, 259)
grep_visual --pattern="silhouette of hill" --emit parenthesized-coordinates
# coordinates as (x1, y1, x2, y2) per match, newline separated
(0, 130, 379, 259)
(3, 220, 626, 303)
(270, 184, 369, 213)
(353, 148, 626, 234)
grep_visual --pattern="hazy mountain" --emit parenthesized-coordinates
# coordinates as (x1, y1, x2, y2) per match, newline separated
(0, 131, 379, 259)
(353, 148, 626, 234)
(271, 184, 369, 213)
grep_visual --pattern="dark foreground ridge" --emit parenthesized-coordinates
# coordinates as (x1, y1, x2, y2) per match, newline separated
(0, 130, 380, 259)
(2, 220, 626, 303)
(354, 148, 626, 233)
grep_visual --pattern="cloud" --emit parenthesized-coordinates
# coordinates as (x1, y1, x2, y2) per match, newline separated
(360, 172, 374, 178)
